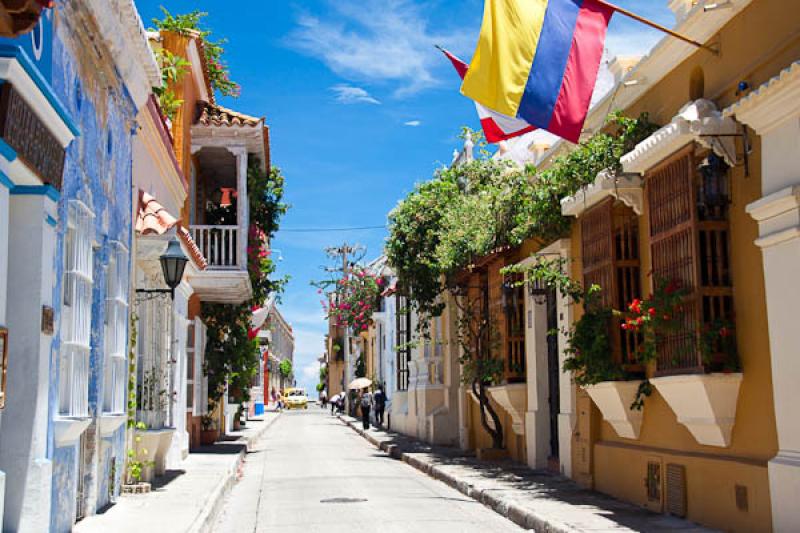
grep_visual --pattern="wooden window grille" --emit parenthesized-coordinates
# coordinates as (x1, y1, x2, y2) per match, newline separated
(581, 197, 642, 364)
(647, 146, 734, 375)
(396, 292, 411, 391)
(666, 463, 687, 517)
(503, 273, 526, 382)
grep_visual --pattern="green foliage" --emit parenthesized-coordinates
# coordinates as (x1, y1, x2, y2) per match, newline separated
(316, 383, 324, 392)
(151, 7, 240, 97)
(203, 160, 288, 406)
(279, 359, 293, 378)
(127, 313, 138, 429)
(153, 48, 190, 121)
(355, 354, 366, 379)
(386, 113, 657, 323)
(127, 422, 155, 484)
(562, 296, 624, 387)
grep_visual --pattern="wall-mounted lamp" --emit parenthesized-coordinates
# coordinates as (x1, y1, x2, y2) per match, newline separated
(528, 278, 549, 306)
(136, 237, 189, 300)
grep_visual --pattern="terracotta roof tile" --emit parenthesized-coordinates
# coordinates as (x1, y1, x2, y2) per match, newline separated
(177, 226, 208, 270)
(195, 102, 262, 128)
(136, 190, 178, 235)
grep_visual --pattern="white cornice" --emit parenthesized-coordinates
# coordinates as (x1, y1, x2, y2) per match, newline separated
(621, 99, 738, 174)
(746, 185, 800, 222)
(561, 170, 643, 217)
(84, 0, 161, 110)
(723, 61, 800, 135)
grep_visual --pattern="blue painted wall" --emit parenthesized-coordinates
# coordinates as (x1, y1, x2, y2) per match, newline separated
(47, 2, 137, 529)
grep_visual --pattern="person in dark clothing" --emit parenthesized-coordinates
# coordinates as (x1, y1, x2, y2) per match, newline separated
(359, 389, 372, 430)
(374, 386, 386, 426)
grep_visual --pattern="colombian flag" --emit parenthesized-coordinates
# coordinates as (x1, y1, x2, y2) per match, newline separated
(440, 47, 535, 144)
(462, 0, 613, 143)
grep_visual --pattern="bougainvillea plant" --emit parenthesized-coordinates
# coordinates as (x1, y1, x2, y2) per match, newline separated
(620, 278, 688, 365)
(320, 267, 383, 333)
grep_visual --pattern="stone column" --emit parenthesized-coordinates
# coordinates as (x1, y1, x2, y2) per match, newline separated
(229, 146, 249, 270)
(733, 63, 800, 533)
(524, 269, 551, 470)
(0, 187, 58, 532)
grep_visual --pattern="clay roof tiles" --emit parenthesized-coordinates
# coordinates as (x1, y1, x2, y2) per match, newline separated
(195, 102, 263, 128)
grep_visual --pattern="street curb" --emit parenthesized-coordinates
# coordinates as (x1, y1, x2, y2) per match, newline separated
(337, 415, 577, 532)
(190, 413, 281, 533)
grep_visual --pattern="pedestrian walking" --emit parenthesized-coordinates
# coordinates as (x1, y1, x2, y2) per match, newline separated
(271, 388, 282, 412)
(359, 388, 372, 430)
(319, 389, 327, 408)
(374, 386, 387, 427)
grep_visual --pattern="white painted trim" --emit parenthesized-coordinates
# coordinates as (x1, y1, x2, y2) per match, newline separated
(53, 417, 91, 447)
(724, 61, 800, 135)
(98, 414, 127, 437)
(561, 170, 643, 217)
(621, 99, 739, 175)
(584, 381, 643, 439)
(0, 58, 75, 147)
(651, 373, 743, 447)
(487, 383, 526, 435)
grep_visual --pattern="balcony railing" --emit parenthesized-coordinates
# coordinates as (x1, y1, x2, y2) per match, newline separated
(191, 225, 241, 269)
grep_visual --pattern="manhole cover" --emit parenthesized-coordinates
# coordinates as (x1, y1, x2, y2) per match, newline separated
(320, 498, 368, 504)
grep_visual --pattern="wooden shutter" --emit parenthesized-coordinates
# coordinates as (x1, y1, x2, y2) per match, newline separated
(666, 463, 687, 517)
(504, 273, 526, 382)
(647, 147, 704, 374)
(581, 198, 641, 364)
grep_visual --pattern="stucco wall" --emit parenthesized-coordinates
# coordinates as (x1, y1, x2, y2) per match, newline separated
(47, 5, 136, 528)
(562, 2, 800, 529)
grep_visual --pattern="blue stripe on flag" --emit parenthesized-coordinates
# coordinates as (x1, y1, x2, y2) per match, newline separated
(517, 0, 582, 128)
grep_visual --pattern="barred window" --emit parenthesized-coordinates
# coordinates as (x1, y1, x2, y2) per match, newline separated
(60, 200, 94, 417)
(503, 274, 526, 382)
(647, 146, 734, 375)
(581, 197, 642, 364)
(396, 292, 411, 391)
(103, 242, 128, 414)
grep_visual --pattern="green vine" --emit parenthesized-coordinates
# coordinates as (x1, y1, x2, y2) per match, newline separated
(203, 160, 288, 406)
(127, 313, 138, 429)
(151, 8, 240, 98)
(153, 48, 189, 121)
(386, 112, 657, 325)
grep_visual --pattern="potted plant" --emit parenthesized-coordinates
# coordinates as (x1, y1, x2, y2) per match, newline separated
(200, 413, 217, 445)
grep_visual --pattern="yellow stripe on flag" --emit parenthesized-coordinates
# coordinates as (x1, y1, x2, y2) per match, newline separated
(462, 0, 549, 117)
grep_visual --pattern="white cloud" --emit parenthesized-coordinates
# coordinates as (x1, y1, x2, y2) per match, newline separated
(331, 84, 381, 105)
(404, 120, 421, 127)
(288, 0, 472, 97)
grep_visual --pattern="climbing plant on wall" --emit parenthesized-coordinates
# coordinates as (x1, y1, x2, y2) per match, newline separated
(202, 160, 288, 405)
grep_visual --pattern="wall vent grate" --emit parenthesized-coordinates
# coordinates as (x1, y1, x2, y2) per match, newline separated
(666, 463, 687, 518)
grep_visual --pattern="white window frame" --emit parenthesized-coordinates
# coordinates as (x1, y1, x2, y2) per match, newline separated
(103, 241, 128, 415)
(60, 200, 95, 417)
(192, 318, 207, 416)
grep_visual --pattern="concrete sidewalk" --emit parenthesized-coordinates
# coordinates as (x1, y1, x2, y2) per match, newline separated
(339, 415, 716, 533)
(76, 412, 280, 533)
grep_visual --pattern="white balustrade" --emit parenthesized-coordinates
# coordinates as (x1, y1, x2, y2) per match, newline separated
(190, 225, 241, 269)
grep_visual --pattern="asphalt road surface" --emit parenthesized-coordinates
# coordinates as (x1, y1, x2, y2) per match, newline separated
(214, 407, 524, 533)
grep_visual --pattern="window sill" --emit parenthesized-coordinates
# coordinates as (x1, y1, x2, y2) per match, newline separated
(99, 413, 127, 437)
(53, 416, 91, 447)
(583, 380, 644, 440)
(651, 372, 743, 447)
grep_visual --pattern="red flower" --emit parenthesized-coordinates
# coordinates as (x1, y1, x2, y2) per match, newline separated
(719, 327, 730, 338)
(628, 298, 641, 314)
(648, 307, 656, 317)
(636, 316, 644, 326)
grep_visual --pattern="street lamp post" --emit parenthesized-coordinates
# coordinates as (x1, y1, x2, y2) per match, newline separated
(136, 236, 189, 300)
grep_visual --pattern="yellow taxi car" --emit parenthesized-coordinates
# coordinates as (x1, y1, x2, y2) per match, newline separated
(284, 388, 308, 410)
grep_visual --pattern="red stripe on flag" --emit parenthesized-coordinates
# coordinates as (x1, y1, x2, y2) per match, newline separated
(547, 0, 613, 143)
(442, 49, 469, 80)
(481, 117, 535, 143)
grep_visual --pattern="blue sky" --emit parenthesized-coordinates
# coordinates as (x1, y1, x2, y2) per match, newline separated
(137, 0, 674, 395)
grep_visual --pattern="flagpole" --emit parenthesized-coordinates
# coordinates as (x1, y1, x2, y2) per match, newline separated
(595, 0, 719, 55)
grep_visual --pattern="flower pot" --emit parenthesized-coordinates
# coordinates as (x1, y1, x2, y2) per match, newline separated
(200, 429, 218, 446)
(583, 380, 644, 439)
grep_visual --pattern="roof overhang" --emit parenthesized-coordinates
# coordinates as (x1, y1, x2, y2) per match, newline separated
(561, 170, 643, 218)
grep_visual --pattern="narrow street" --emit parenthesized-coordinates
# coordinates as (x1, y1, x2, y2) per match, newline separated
(214, 408, 523, 532)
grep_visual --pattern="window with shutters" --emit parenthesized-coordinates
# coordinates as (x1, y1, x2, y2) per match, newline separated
(647, 146, 734, 375)
(581, 197, 642, 365)
(103, 242, 128, 414)
(396, 292, 411, 391)
(60, 200, 94, 417)
(503, 273, 526, 382)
